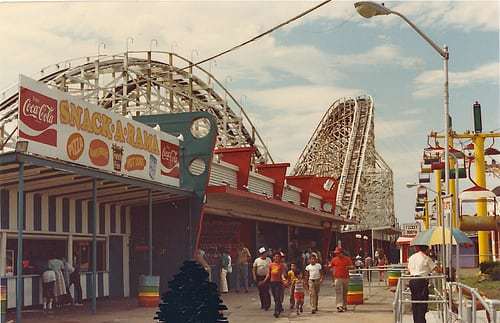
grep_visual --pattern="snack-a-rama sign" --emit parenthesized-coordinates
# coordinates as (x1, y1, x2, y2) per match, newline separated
(18, 75, 180, 187)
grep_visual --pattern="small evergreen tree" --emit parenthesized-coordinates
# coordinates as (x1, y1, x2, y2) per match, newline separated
(156, 260, 229, 323)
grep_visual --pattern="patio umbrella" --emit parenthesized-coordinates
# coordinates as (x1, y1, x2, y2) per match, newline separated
(410, 226, 473, 247)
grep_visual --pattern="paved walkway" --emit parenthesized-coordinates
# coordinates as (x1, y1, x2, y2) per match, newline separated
(6, 281, 396, 323)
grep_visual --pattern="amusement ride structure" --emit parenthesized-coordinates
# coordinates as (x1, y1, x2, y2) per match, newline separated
(292, 96, 396, 230)
(0, 50, 272, 163)
(0, 50, 395, 229)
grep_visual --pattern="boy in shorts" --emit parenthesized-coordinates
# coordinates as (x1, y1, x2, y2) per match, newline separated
(294, 269, 307, 315)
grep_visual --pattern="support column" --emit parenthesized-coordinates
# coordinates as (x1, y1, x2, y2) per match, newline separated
(68, 235, 74, 266)
(92, 178, 97, 314)
(0, 232, 6, 275)
(434, 169, 442, 226)
(148, 190, 153, 276)
(16, 161, 24, 323)
(371, 229, 375, 259)
(424, 200, 430, 230)
(449, 139, 457, 228)
(474, 136, 490, 263)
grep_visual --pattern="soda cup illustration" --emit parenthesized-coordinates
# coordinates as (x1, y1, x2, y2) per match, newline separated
(112, 144, 124, 172)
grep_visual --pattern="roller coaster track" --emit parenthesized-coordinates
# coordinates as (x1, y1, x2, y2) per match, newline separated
(0, 51, 272, 163)
(292, 96, 395, 230)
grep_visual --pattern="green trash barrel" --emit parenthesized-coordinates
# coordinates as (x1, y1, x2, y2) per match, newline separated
(0, 279, 6, 323)
(138, 275, 160, 307)
(347, 273, 363, 305)
(387, 269, 401, 287)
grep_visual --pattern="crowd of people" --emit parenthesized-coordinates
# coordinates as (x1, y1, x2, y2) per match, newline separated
(197, 243, 394, 318)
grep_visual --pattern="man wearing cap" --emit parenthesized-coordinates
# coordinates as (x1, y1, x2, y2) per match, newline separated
(407, 245, 437, 323)
(253, 247, 272, 310)
(330, 246, 353, 312)
(305, 253, 323, 314)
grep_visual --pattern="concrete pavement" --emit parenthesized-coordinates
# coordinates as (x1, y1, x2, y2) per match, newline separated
(6, 280, 397, 323)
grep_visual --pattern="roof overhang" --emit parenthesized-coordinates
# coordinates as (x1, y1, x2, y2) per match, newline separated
(0, 151, 193, 206)
(396, 236, 414, 245)
(205, 185, 355, 230)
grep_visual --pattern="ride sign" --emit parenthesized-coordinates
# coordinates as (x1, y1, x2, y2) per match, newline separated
(17, 75, 180, 187)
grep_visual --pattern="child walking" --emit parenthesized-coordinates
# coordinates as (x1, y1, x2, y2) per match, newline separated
(293, 269, 307, 315)
(287, 263, 298, 309)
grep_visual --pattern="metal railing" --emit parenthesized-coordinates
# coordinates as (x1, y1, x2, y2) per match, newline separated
(348, 265, 406, 297)
(448, 281, 498, 323)
(393, 275, 449, 323)
(391, 274, 499, 323)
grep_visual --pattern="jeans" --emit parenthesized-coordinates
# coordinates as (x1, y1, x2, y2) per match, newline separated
(289, 281, 296, 307)
(409, 278, 429, 323)
(235, 264, 249, 291)
(270, 282, 284, 314)
(256, 275, 271, 310)
(69, 274, 82, 304)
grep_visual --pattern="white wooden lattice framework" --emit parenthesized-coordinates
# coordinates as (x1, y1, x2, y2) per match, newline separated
(292, 96, 395, 230)
(0, 51, 272, 163)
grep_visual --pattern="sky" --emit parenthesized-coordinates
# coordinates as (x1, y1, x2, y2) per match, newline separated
(0, 0, 499, 225)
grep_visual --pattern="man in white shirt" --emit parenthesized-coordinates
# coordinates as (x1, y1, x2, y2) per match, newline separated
(253, 247, 272, 310)
(407, 245, 437, 323)
(305, 253, 323, 314)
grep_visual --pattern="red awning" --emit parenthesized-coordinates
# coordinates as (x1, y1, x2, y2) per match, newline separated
(205, 185, 354, 229)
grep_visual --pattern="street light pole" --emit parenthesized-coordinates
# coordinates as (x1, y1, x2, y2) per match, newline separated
(355, 1, 451, 271)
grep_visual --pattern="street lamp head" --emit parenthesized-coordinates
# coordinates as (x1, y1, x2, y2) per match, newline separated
(354, 1, 392, 18)
(406, 183, 419, 189)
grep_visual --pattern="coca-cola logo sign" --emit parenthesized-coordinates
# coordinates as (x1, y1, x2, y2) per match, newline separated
(19, 87, 57, 146)
(160, 140, 179, 178)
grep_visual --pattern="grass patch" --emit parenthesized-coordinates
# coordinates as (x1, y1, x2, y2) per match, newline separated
(459, 270, 500, 299)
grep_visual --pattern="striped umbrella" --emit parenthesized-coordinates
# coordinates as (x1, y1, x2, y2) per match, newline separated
(410, 226, 473, 247)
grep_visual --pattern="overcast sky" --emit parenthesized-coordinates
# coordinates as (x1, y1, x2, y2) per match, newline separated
(0, 1, 499, 224)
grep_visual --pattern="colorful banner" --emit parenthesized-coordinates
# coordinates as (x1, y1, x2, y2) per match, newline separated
(18, 75, 180, 187)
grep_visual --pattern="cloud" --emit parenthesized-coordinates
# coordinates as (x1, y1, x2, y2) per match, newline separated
(332, 44, 424, 69)
(0, 1, 349, 90)
(413, 62, 499, 98)
(235, 84, 362, 163)
(375, 117, 422, 139)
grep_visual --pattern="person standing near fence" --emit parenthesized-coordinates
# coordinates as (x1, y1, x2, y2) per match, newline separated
(305, 253, 323, 314)
(330, 246, 353, 312)
(220, 249, 231, 293)
(253, 247, 272, 310)
(236, 243, 251, 293)
(377, 249, 388, 281)
(407, 245, 437, 323)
